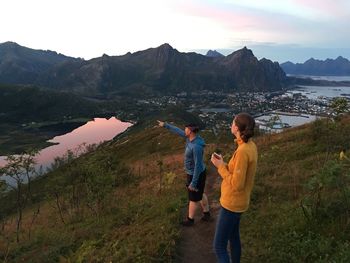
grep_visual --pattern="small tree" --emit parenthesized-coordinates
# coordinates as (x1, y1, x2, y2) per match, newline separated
(22, 151, 37, 200)
(267, 114, 283, 131)
(330, 97, 348, 119)
(0, 153, 37, 242)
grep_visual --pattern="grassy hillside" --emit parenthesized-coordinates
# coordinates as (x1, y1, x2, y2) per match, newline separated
(1, 114, 350, 262)
(241, 116, 350, 262)
(0, 118, 196, 262)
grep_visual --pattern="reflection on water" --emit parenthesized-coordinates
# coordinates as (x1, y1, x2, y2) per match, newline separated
(0, 117, 132, 171)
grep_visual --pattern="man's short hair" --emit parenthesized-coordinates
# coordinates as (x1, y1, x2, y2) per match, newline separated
(185, 123, 199, 133)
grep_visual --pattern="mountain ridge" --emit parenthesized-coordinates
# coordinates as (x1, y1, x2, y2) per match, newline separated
(0, 41, 78, 85)
(281, 56, 350, 76)
(0, 42, 287, 96)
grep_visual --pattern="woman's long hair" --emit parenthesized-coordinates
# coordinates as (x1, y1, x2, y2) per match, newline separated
(234, 113, 255, 143)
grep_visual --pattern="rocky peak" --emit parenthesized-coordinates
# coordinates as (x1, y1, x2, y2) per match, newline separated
(156, 43, 175, 56)
(158, 43, 173, 51)
(260, 58, 287, 80)
(206, 50, 224, 57)
(305, 57, 320, 64)
(228, 46, 254, 59)
(335, 56, 348, 62)
(222, 46, 257, 67)
(0, 42, 22, 56)
(0, 41, 20, 48)
(152, 43, 178, 68)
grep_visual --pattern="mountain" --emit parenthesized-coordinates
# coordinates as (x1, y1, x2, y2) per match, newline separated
(281, 56, 350, 76)
(0, 41, 78, 85)
(0, 42, 287, 96)
(206, 50, 224, 57)
(38, 44, 287, 95)
(218, 47, 286, 92)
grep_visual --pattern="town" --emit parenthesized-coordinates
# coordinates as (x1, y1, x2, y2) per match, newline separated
(115, 86, 348, 134)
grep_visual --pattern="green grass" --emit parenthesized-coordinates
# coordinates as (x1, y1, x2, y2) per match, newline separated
(0, 124, 188, 262)
(2, 115, 350, 262)
(239, 117, 350, 262)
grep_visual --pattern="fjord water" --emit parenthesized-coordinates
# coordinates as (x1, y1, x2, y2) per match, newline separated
(288, 74, 350, 99)
(0, 117, 132, 173)
(289, 85, 350, 100)
(288, 75, 350, 82)
(257, 75, 350, 130)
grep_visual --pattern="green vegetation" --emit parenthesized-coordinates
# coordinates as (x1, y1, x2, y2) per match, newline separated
(240, 115, 350, 262)
(0, 84, 101, 123)
(1, 111, 350, 262)
(0, 123, 188, 262)
(0, 152, 37, 243)
(0, 84, 105, 155)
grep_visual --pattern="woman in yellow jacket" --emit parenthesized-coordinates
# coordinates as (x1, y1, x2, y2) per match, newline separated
(211, 113, 258, 263)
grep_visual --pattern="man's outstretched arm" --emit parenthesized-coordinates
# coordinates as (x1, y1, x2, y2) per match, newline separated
(157, 120, 186, 138)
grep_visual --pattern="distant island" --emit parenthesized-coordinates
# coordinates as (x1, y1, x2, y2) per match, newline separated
(281, 56, 350, 76)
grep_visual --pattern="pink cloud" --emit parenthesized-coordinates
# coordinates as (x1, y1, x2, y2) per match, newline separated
(174, 1, 294, 32)
(170, 1, 335, 45)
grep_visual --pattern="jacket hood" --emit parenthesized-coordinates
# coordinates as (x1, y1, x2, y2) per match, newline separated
(191, 136, 206, 147)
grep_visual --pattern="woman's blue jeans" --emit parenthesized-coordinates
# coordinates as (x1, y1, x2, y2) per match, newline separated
(213, 207, 242, 263)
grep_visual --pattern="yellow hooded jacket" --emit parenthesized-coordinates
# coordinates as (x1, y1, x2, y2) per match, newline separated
(218, 137, 258, 213)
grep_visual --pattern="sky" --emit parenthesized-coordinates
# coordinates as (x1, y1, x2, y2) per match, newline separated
(1, 0, 350, 63)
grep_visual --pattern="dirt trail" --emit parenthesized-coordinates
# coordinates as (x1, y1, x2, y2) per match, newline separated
(175, 165, 221, 263)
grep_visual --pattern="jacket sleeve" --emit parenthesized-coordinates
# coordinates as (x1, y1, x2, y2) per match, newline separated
(217, 150, 248, 192)
(189, 145, 203, 190)
(164, 123, 186, 138)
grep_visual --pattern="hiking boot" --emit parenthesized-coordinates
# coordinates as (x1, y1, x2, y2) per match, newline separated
(201, 211, 211, 222)
(181, 217, 194, 227)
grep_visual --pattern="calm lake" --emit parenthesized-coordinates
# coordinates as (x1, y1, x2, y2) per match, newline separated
(0, 117, 132, 175)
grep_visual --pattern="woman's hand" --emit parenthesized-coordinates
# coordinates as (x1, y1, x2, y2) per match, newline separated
(211, 152, 224, 168)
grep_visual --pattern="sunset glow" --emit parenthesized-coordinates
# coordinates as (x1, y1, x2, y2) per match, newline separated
(0, 0, 349, 62)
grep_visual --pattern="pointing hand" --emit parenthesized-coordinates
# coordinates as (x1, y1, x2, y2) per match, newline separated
(157, 120, 165, 127)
